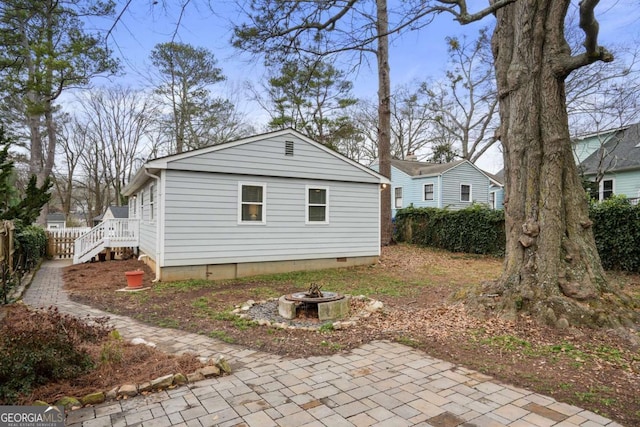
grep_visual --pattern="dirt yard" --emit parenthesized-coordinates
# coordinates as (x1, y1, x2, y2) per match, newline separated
(57, 244, 640, 425)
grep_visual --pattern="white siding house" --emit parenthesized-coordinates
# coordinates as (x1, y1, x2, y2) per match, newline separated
(122, 129, 389, 281)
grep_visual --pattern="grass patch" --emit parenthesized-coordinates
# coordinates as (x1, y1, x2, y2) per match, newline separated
(155, 279, 212, 292)
(208, 331, 235, 343)
(396, 336, 421, 348)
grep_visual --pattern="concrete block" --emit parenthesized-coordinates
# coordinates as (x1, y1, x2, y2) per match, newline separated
(278, 296, 297, 319)
(318, 297, 350, 321)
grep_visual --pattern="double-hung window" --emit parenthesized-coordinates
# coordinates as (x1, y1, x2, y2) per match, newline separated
(460, 184, 472, 202)
(601, 179, 614, 200)
(394, 187, 403, 208)
(150, 184, 155, 222)
(424, 184, 434, 201)
(140, 192, 144, 221)
(306, 186, 329, 224)
(239, 183, 266, 223)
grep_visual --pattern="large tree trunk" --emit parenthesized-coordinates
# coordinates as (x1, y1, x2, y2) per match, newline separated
(484, 0, 636, 328)
(376, 0, 392, 246)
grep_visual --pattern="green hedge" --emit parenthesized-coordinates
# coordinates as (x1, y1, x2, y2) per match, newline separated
(589, 196, 640, 272)
(394, 198, 640, 272)
(394, 204, 506, 256)
(14, 224, 47, 271)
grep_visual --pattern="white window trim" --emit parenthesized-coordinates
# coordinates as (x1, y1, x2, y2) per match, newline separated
(394, 187, 403, 209)
(238, 182, 267, 225)
(140, 191, 144, 221)
(489, 191, 496, 209)
(305, 185, 330, 225)
(149, 184, 155, 223)
(599, 178, 615, 201)
(423, 183, 434, 201)
(460, 184, 472, 203)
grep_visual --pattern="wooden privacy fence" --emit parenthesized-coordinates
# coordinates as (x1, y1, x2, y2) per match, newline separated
(46, 227, 90, 259)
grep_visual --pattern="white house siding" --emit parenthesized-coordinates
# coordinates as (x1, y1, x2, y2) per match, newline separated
(164, 134, 379, 184)
(161, 170, 380, 267)
(441, 162, 490, 209)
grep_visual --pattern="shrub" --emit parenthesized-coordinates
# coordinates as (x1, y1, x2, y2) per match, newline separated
(0, 307, 111, 404)
(395, 197, 640, 273)
(14, 224, 47, 271)
(394, 204, 505, 256)
(589, 196, 640, 272)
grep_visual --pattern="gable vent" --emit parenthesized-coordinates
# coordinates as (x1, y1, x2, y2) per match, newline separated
(285, 140, 294, 156)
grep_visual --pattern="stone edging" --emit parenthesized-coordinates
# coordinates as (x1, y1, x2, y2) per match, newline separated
(232, 294, 384, 331)
(32, 347, 232, 411)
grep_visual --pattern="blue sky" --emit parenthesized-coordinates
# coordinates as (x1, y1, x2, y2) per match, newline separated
(93, 0, 640, 172)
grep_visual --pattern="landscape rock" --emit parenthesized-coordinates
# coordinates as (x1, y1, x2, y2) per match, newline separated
(80, 392, 105, 406)
(105, 387, 118, 400)
(138, 381, 153, 392)
(55, 396, 81, 409)
(215, 355, 232, 374)
(118, 384, 138, 397)
(151, 374, 174, 390)
(173, 373, 188, 385)
(199, 365, 221, 378)
(131, 337, 156, 347)
(187, 371, 205, 383)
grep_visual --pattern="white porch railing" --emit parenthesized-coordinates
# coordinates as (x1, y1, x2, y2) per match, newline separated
(73, 219, 140, 264)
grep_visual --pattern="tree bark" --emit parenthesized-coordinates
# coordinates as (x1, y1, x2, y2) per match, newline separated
(486, 0, 636, 328)
(376, 0, 392, 246)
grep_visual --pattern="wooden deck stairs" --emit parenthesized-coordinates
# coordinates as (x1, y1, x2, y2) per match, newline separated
(73, 219, 140, 264)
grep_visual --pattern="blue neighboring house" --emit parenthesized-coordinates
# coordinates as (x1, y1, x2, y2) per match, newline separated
(573, 123, 640, 204)
(373, 158, 504, 217)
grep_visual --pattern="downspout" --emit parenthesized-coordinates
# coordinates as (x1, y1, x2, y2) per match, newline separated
(144, 168, 161, 282)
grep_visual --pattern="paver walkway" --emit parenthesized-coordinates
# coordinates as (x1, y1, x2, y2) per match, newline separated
(22, 260, 622, 427)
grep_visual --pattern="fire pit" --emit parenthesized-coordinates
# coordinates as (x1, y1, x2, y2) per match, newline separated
(278, 284, 349, 321)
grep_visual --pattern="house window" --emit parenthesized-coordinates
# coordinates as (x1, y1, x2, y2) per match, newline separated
(601, 179, 614, 200)
(239, 183, 266, 223)
(140, 191, 144, 220)
(424, 184, 434, 201)
(150, 184, 155, 222)
(489, 191, 496, 209)
(461, 184, 472, 202)
(306, 186, 329, 223)
(394, 187, 403, 208)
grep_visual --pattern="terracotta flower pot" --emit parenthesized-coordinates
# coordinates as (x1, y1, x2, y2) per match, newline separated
(125, 270, 144, 289)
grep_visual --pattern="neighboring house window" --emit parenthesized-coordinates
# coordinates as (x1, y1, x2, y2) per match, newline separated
(461, 184, 472, 202)
(423, 184, 434, 201)
(489, 192, 496, 209)
(601, 179, 614, 200)
(306, 186, 329, 224)
(239, 183, 266, 223)
(140, 191, 144, 221)
(394, 187, 403, 208)
(150, 184, 155, 222)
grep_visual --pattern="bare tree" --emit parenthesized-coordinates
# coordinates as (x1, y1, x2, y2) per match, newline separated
(425, 27, 499, 163)
(76, 86, 156, 206)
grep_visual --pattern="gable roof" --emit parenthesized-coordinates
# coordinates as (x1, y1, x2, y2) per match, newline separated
(390, 159, 466, 177)
(580, 123, 640, 174)
(46, 213, 65, 222)
(93, 206, 129, 221)
(123, 128, 389, 196)
(109, 206, 129, 218)
(390, 158, 501, 185)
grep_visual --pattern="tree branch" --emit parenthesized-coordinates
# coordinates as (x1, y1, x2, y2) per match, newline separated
(552, 0, 614, 77)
